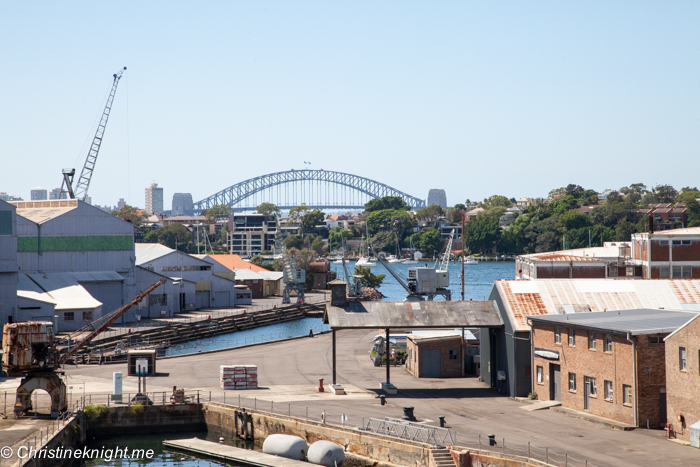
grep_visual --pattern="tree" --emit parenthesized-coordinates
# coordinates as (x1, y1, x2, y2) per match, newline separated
(311, 236, 325, 255)
(256, 202, 281, 218)
(111, 205, 147, 226)
(448, 204, 466, 224)
(411, 228, 441, 254)
(288, 206, 311, 224)
(481, 195, 512, 208)
(301, 208, 325, 233)
(642, 184, 678, 205)
(144, 223, 192, 251)
(464, 212, 501, 254)
(619, 183, 647, 204)
(249, 256, 274, 270)
(369, 230, 397, 253)
(415, 205, 445, 223)
(677, 190, 700, 227)
(354, 265, 385, 288)
(557, 209, 589, 232)
(284, 234, 302, 250)
(364, 196, 409, 212)
(328, 226, 353, 250)
(202, 204, 231, 221)
(366, 209, 394, 235)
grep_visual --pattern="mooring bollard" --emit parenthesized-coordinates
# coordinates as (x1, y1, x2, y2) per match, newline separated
(379, 395, 386, 406)
(402, 406, 416, 421)
(488, 434, 496, 446)
(318, 378, 324, 393)
(439, 416, 446, 428)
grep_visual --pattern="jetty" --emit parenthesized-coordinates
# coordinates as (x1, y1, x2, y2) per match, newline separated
(163, 438, 311, 467)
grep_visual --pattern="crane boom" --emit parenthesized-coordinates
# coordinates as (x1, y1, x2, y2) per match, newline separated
(369, 243, 410, 292)
(438, 228, 455, 271)
(58, 278, 165, 364)
(72, 66, 127, 201)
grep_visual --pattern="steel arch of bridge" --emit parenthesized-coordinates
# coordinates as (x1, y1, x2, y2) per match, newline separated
(193, 169, 426, 212)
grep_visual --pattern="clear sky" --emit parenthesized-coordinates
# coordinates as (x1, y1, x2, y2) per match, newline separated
(1, 2, 699, 210)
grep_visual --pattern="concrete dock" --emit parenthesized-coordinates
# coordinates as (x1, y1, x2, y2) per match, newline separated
(163, 438, 311, 467)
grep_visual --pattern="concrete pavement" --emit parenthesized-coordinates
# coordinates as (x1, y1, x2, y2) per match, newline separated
(2, 328, 697, 466)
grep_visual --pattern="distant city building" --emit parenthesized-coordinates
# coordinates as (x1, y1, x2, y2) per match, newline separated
(427, 189, 447, 209)
(84, 196, 92, 205)
(30, 187, 47, 201)
(117, 198, 126, 210)
(172, 193, 194, 216)
(145, 183, 164, 215)
(0, 193, 22, 201)
(49, 188, 67, 200)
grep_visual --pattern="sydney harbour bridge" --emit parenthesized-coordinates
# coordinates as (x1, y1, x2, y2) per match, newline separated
(193, 169, 427, 213)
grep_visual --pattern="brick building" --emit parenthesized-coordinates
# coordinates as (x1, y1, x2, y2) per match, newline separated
(406, 333, 464, 378)
(630, 226, 700, 279)
(529, 309, 697, 428)
(482, 279, 700, 398)
(663, 314, 700, 442)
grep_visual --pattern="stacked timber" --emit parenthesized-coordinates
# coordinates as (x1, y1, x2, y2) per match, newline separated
(220, 364, 258, 390)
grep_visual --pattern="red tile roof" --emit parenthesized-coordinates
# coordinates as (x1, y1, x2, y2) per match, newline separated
(207, 254, 269, 273)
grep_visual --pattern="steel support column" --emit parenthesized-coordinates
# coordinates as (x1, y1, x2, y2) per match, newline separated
(332, 329, 337, 385)
(386, 328, 390, 384)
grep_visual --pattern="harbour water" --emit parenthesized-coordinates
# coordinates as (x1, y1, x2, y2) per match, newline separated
(331, 260, 515, 301)
(165, 261, 513, 356)
(75, 432, 247, 467)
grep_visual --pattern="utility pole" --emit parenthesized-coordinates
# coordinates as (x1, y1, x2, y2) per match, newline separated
(461, 210, 465, 301)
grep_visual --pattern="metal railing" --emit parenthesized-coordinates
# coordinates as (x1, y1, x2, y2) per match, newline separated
(364, 417, 455, 446)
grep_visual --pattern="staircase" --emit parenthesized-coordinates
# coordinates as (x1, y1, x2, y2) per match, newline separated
(431, 448, 455, 467)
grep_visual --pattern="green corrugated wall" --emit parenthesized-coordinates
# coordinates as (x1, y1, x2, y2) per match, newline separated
(18, 236, 133, 252)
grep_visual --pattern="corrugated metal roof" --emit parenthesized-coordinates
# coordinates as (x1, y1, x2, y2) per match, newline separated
(497, 279, 700, 332)
(70, 271, 124, 282)
(323, 300, 503, 329)
(135, 249, 176, 265)
(529, 308, 698, 335)
(207, 254, 270, 273)
(257, 271, 284, 281)
(233, 268, 266, 280)
(525, 254, 604, 262)
(21, 273, 102, 310)
(135, 243, 173, 251)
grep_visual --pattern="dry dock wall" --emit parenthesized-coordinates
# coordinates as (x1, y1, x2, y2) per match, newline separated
(203, 403, 432, 467)
(86, 403, 205, 437)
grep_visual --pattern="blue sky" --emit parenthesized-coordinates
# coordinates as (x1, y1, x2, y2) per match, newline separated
(1, 2, 698, 210)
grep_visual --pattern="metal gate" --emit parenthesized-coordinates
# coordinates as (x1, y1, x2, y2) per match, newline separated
(421, 349, 441, 378)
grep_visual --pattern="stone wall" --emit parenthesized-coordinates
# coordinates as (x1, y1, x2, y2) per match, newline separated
(203, 402, 432, 467)
(86, 403, 205, 437)
(450, 448, 555, 467)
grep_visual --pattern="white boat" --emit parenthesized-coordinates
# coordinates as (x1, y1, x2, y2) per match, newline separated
(386, 255, 402, 263)
(357, 256, 377, 268)
(465, 256, 479, 265)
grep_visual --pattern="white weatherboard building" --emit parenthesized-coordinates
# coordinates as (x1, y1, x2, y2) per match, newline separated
(135, 245, 237, 309)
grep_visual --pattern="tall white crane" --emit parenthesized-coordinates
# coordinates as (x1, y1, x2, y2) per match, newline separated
(61, 67, 127, 201)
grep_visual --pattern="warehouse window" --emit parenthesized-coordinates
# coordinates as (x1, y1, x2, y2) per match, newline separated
(448, 349, 458, 361)
(649, 336, 663, 344)
(568, 372, 576, 391)
(605, 334, 613, 352)
(660, 267, 670, 278)
(64, 312, 74, 321)
(588, 332, 597, 350)
(82, 311, 93, 320)
(680, 347, 687, 371)
(537, 366, 543, 384)
(554, 326, 561, 344)
(604, 380, 613, 401)
(623, 385, 633, 404)
(568, 328, 576, 347)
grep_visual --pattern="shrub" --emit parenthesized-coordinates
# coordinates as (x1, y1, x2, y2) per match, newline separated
(84, 404, 109, 421)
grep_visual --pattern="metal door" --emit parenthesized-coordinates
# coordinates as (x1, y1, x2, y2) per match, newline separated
(660, 387, 667, 427)
(421, 349, 441, 378)
(584, 377, 591, 410)
(550, 364, 561, 401)
(179, 293, 186, 312)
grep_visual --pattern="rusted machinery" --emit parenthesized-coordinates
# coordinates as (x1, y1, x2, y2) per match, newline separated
(1, 278, 166, 418)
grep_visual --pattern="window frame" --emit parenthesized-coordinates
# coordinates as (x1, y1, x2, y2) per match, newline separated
(568, 328, 576, 347)
(64, 311, 74, 321)
(605, 334, 613, 352)
(554, 326, 561, 344)
(568, 372, 576, 392)
(448, 349, 459, 361)
(604, 380, 613, 401)
(623, 385, 633, 405)
(537, 366, 543, 384)
(588, 331, 597, 351)
(680, 347, 687, 371)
